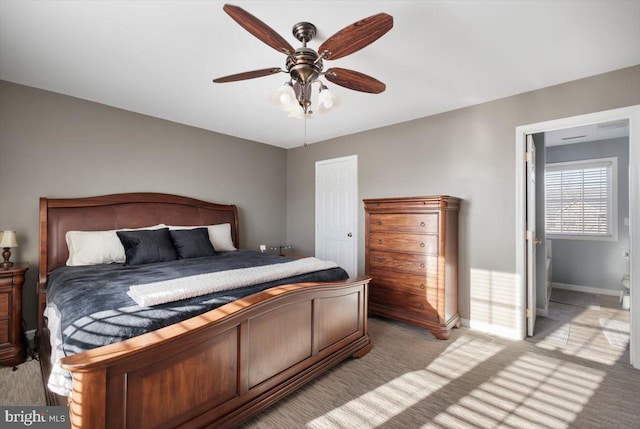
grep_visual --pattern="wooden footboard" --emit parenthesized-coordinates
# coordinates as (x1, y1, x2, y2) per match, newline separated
(51, 277, 370, 429)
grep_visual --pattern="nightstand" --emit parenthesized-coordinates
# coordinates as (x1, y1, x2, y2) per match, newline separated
(284, 254, 308, 259)
(0, 262, 28, 367)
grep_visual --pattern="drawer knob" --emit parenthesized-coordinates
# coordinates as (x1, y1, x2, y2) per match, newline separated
(420, 242, 425, 248)
(378, 239, 383, 244)
(419, 283, 425, 289)
(376, 257, 383, 262)
(420, 221, 426, 227)
(419, 304, 425, 309)
(420, 263, 425, 268)
(377, 220, 382, 225)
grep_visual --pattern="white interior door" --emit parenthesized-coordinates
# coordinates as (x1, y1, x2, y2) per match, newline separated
(526, 134, 537, 336)
(315, 155, 358, 278)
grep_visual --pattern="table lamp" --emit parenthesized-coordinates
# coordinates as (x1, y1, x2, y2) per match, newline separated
(0, 230, 18, 269)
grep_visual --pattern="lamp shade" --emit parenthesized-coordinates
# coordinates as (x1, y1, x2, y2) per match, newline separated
(270, 84, 299, 112)
(287, 104, 306, 119)
(0, 231, 18, 248)
(317, 87, 341, 114)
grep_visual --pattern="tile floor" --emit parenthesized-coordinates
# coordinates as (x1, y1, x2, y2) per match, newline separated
(531, 289, 630, 365)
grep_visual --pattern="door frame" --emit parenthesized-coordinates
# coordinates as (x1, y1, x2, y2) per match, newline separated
(526, 134, 537, 337)
(515, 105, 640, 368)
(315, 155, 358, 277)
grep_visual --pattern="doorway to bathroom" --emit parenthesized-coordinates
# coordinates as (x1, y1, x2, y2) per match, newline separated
(531, 122, 631, 364)
(515, 105, 640, 369)
(537, 121, 630, 312)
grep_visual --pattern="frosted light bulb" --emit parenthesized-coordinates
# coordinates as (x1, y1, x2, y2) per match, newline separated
(280, 92, 291, 104)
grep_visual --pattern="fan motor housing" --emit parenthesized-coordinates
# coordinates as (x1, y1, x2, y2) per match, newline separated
(287, 47, 322, 84)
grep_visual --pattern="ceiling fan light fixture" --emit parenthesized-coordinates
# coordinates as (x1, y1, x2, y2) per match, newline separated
(214, 5, 393, 120)
(317, 85, 341, 114)
(270, 83, 299, 111)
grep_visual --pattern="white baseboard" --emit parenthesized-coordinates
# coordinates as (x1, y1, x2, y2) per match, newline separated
(552, 282, 621, 296)
(537, 307, 549, 317)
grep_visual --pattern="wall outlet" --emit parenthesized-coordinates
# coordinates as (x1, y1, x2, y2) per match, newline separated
(259, 244, 266, 252)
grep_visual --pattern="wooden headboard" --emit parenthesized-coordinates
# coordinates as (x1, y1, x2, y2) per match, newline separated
(38, 193, 239, 329)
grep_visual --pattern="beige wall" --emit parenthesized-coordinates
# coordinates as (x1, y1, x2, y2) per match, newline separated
(3, 65, 639, 334)
(286, 65, 640, 330)
(0, 81, 288, 330)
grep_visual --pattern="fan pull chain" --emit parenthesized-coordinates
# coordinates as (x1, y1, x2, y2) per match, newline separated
(304, 116, 308, 147)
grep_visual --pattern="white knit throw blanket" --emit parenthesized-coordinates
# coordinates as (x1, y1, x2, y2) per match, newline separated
(128, 257, 338, 307)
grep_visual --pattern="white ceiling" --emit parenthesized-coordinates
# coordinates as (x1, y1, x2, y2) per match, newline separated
(1, 1, 639, 149)
(545, 120, 630, 147)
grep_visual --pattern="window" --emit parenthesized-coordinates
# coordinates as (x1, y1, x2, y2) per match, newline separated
(545, 157, 617, 240)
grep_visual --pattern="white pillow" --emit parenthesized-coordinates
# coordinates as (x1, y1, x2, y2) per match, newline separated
(168, 223, 237, 251)
(65, 224, 166, 266)
(66, 230, 124, 266)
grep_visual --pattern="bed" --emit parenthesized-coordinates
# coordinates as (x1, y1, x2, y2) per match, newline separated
(35, 192, 371, 429)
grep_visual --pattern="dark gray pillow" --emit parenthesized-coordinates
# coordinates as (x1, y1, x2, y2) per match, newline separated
(116, 228, 178, 265)
(169, 228, 216, 259)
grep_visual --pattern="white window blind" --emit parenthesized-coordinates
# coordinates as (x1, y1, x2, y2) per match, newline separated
(545, 157, 617, 240)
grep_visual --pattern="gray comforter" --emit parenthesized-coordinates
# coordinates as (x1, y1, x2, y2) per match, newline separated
(46, 250, 348, 357)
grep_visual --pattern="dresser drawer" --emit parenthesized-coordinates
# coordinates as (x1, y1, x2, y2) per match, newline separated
(369, 250, 438, 276)
(0, 319, 8, 344)
(0, 276, 13, 288)
(369, 232, 438, 254)
(369, 287, 439, 321)
(369, 269, 438, 300)
(0, 293, 8, 319)
(369, 213, 438, 234)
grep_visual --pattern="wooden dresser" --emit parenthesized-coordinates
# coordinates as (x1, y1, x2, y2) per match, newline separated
(364, 196, 460, 339)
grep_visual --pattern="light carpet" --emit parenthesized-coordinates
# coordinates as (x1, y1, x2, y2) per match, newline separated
(531, 315, 571, 346)
(0, 358, 46, 406)
(3, 317, 638, 428)
(240, 317, 638, 429)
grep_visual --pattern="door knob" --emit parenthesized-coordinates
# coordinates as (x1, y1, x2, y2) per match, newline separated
(347, 232, 353, 237)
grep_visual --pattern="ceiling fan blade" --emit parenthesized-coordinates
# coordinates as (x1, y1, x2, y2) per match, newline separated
(318, 13, 393, 60)
(213, 67, 282, 83)
(324, 67, 386, 94)
(223, 4, 295, 55)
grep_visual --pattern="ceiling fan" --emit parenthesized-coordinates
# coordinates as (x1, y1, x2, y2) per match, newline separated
(212, 4, 393, 117)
